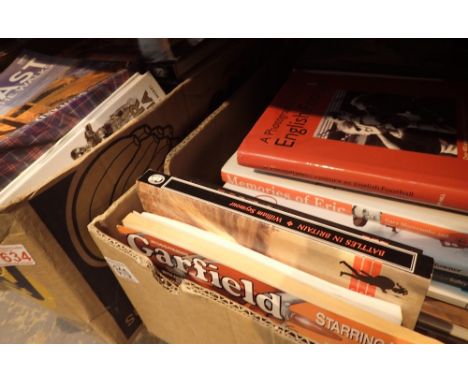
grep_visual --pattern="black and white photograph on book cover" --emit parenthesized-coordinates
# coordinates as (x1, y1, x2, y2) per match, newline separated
(315, 90, 458, 157)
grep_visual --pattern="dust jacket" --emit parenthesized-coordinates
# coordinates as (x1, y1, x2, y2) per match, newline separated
(237, 71, 468, 213)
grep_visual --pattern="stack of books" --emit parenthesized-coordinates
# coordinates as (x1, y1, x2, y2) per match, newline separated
(0, 50, 165, 208)
(111, 170, 435, 343)
(220, 70, 468, 343)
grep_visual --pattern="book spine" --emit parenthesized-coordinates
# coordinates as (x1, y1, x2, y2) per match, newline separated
(380, 212, 468, 247)
(221, 170, 354, 215)
(432, 269, 468, 290)
(427, 281, 468, 309)
(237, 151, 468, 213)
(434, 259, 468, 278)
(222, 169, 468, 247)
(415, 322, 466, 344)
(145, 174, 426, 274)
(115, 225, 432, 344)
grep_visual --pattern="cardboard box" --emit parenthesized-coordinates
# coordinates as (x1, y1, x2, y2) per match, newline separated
(89, 53, 442, 343)
(0, 39, 271, 343)
(89, 187, 300, 344)
(88, 54, 318, 343)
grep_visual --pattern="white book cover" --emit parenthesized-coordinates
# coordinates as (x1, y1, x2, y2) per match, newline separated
(0, 72, 165, 208)
(222, 153, 468, 277)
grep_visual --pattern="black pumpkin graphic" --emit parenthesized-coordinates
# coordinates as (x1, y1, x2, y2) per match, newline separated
(66, 123, 178, 267)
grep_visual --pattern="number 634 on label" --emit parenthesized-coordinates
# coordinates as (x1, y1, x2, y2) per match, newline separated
(0, 245, 35, 267)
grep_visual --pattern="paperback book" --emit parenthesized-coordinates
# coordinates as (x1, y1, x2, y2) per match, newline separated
(136, 170, 434, 328)
(117, 211, 439, 344)
(236, 70, 468, 213)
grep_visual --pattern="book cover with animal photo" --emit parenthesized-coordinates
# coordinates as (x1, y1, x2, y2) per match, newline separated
(236, 70, 468, 212)
(116, 214, 437, 344)
(136, 171, 434, 329)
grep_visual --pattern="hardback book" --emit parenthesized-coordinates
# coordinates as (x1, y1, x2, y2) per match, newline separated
(221, 163, 468, 278)
(236, 70, 468, 213)
(136, 170, 434, 329)
(421, 296, 468, 330)
(0, 71, 165, 207)
(432, 269, 468, 290)
(427, 280, 468, 310)
(417, 298, 468, 343)
(0, 50, 129, 192)
(415, 315, 467, 344)
(119, 211, 440, 344)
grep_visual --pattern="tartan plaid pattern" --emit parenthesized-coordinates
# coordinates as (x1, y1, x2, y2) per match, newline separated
(0, 69, 130, 192)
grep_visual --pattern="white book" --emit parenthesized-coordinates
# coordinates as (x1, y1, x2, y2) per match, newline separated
(0, 72, 165, 208)
(427, 281, 468, 310)
(222, 153, 468, 277)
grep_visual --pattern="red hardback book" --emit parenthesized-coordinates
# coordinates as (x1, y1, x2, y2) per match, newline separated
(237, 71, 468, 213)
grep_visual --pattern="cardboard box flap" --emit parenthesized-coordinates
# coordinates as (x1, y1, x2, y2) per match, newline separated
(90, 186, 155, 271)
(179, 281, 311, 343)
